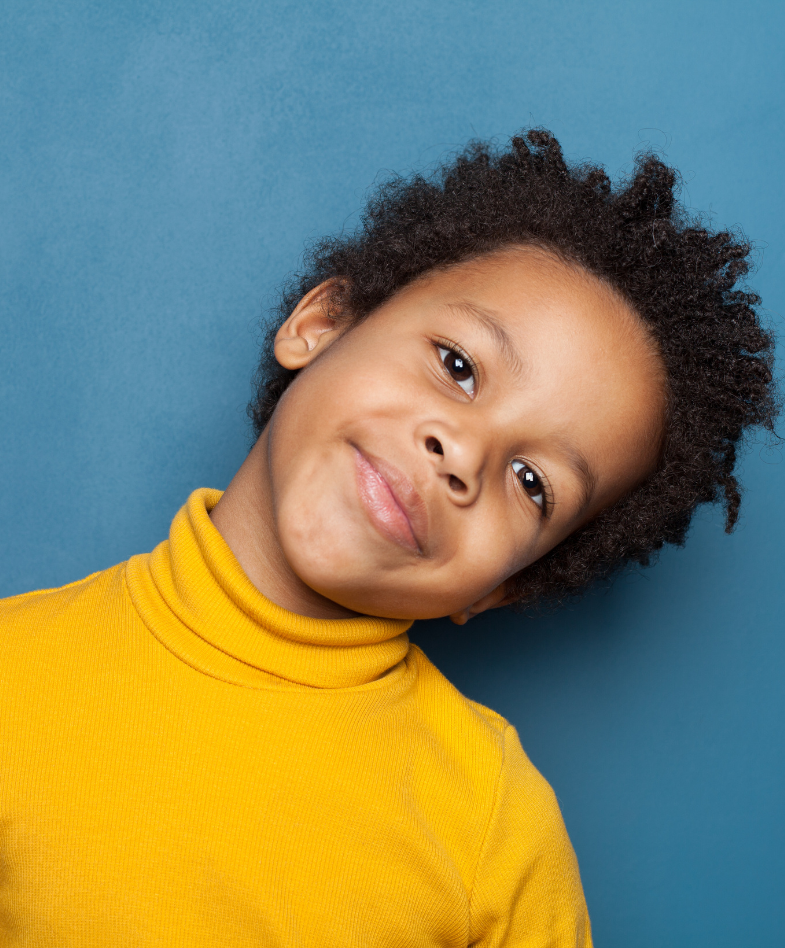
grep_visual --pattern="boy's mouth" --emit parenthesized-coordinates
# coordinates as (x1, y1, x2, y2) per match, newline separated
(352, 446, 427, 554)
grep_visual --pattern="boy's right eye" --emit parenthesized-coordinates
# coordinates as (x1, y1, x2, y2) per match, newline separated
(437, 345, 476, 396)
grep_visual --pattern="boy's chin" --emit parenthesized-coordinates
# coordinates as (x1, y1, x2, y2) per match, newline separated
(277, 510, 483, 621)
(308, 589, 448, 623)
(292, 566, 466, 622)
(279, 506, 410, 585)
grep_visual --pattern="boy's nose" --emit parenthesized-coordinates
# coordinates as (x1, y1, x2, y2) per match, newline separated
(422, 428, 482, 505)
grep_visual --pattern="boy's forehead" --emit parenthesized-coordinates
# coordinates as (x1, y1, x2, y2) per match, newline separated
(406, 246, 627, 314)
(393, 245, 641, 347)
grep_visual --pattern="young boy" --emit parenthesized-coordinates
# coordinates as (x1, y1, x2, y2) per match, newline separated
(0, 129, 776, 946)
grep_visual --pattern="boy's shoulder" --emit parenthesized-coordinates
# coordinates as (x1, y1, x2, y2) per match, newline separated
(406, 642, 546, 791)
(405, 644, 571, 876)
(408, 642, 507, 726)
(0, 563, 127, 643)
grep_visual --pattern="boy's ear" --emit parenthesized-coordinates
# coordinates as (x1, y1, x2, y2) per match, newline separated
(274, 280, 348, 370)
(449, 583, 514, 626)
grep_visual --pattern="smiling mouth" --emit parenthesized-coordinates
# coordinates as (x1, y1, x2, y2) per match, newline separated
(353, 447, 427, 554)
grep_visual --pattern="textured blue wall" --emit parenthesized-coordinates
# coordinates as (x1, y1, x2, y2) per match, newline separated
(2, 1, 783, 944)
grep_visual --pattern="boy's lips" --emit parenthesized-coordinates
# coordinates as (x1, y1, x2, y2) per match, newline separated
(353, 447, 428, 554)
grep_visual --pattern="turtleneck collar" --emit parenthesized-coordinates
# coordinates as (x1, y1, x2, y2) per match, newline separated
(125, 488, 412, 689)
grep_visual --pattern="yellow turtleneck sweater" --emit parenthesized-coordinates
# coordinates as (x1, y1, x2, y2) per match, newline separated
(0, 489, 592, 947)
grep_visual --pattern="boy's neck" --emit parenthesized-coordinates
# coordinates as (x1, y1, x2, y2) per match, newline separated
(209, 432, 360, 621)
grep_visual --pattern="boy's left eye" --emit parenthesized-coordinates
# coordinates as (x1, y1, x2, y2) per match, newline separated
(512, 460, 546, 512)
(438, 346, 475, 395)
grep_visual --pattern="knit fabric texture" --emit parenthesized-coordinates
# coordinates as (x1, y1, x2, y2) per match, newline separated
(0, 488, 592, 946)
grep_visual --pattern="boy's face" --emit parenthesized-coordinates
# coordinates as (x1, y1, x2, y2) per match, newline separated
(261, 247, 665, 620)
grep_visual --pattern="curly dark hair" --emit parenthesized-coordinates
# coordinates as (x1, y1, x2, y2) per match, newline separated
(249, 128, 779, 607)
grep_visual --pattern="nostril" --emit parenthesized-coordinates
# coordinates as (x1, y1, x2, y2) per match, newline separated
(426, 437, 444, 456)
(449, 475, 467, 493)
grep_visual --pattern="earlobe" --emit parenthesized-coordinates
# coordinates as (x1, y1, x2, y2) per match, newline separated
(274, 280, 347, 370)
(448, 583, 511, 625)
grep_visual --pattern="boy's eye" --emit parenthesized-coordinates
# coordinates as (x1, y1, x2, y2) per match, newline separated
(512, 460, 546, 511)
(437, 346, 475, 395)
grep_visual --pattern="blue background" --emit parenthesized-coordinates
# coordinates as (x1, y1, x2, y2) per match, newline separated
(2, 1, 783, 943)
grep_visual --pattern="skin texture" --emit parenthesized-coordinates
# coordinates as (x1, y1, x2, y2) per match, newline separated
(211, 247, 666, 623)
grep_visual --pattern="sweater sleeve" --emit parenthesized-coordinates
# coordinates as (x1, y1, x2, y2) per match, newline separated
(468, 725, 593, 948)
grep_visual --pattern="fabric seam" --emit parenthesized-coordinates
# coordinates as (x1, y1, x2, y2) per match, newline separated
(466, 722, 509, 936)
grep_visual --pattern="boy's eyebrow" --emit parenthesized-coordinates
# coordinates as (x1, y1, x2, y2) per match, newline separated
(445, 301, 526, 378)
(553, 436, 597, 515)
